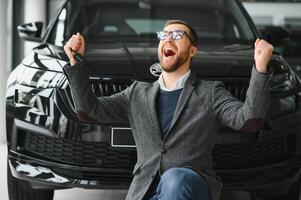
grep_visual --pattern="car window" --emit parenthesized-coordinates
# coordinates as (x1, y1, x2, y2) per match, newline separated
(47, 0, 256, 46)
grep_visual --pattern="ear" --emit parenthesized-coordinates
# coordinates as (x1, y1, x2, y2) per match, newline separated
(190, 46, 198, 57)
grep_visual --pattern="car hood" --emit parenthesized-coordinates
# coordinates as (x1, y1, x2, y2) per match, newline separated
(23, 42, 256, 80)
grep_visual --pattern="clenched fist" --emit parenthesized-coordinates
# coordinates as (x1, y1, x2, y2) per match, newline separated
(64, 32, 85, 65)
(254, 39, 273, 73)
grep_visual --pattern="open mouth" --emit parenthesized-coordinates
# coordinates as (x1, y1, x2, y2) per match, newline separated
(164, 48, 176, 57)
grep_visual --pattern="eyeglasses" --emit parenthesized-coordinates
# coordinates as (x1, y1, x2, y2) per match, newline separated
(156, 30, 196, 46)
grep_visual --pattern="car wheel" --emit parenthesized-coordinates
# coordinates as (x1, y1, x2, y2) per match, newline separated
(7, 162, 54, 200)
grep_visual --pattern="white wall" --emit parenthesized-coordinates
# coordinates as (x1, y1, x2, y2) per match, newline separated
(24, 0, 47, 56)
(0, 0, 10, 143)
(0, 0, 47, 143)
(243, 2, 301, 26)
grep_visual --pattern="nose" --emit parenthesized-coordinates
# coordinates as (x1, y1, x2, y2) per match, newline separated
(164, 33, 173, 43)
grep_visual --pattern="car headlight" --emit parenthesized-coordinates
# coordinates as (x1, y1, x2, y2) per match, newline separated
(17, 65, 66, 88)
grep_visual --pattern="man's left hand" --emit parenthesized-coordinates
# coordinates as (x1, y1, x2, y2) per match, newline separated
(254, 39, 274, 73)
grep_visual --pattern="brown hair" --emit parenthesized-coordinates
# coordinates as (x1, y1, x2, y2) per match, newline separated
(164, 20, 198, 47)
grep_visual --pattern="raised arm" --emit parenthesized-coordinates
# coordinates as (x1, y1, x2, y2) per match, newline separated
(213, 39, 273, 132)
(63, 33, 133, 124)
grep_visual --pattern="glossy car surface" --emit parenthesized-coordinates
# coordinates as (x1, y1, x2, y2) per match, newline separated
(6, 0, 301, 199)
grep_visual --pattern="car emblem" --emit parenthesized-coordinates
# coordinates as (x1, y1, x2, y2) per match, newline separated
(150, 63, 162, 77)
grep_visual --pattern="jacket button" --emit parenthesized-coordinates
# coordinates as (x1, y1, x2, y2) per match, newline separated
(161, 148, 167, 153)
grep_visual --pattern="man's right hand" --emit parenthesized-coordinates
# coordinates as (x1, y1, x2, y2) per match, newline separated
(64, 32, 85, 65)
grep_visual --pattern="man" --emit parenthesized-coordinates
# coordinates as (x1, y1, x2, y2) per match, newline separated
(63, 20, 273, 200)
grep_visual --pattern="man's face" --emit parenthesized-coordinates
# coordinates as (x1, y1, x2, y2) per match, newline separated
(158, 24, 196, 73)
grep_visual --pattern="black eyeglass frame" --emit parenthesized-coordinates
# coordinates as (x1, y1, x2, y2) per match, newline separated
(156, 30, 197, 46)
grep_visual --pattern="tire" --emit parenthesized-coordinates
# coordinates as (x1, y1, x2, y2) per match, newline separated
(7, 162, 54, 200)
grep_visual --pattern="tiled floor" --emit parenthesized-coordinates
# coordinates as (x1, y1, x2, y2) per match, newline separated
(54, 189, 127, 200)
(0, 143, 252, 200)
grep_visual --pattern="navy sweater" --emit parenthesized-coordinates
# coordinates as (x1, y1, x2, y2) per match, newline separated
(156, 89, 182, 138)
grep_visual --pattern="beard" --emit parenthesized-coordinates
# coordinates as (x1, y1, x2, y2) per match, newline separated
(158, 49, 190, 73)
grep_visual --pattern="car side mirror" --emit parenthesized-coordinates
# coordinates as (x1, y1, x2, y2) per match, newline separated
(17, 21, 43, 42)
(259, 25, 291, 47)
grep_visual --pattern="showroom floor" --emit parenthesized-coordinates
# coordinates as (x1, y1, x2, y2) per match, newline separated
(0, 143, 251, 200)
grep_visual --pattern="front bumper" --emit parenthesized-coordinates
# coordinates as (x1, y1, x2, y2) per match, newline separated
(8, 151, 133, 190)
(8, 150, 301, 194)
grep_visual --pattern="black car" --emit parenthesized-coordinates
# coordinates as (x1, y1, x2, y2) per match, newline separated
(258, 24, 301, 78)
(6, 0, 301, 200)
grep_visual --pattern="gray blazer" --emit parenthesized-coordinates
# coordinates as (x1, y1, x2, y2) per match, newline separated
(63, 62, 271, 200)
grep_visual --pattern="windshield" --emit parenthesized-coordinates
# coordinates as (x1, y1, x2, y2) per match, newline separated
(48, 0, 256, 46)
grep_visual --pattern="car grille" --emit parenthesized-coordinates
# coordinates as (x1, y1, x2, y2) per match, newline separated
(213, 137, 290, 169)
(23, 132, 137, 170)
(61, 79, 134, 111)
(85, 78, 248, 101)
(90, 79, 133, 97)
(22, 132, 290, 170)
(224, 82, 248, 101)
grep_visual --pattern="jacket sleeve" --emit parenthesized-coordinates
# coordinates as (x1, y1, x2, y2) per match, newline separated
(63, 61, 135, 124)
(212, 66, 272, 132)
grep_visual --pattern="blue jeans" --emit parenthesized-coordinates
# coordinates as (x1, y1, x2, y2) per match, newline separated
(148, 167, 211, 200)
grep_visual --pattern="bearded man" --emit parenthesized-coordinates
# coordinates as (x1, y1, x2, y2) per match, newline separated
(63, 20, 273, 200)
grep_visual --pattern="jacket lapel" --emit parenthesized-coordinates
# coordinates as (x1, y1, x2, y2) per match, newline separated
(147, 82, 162, 140)
(164, 74, 197, 139)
